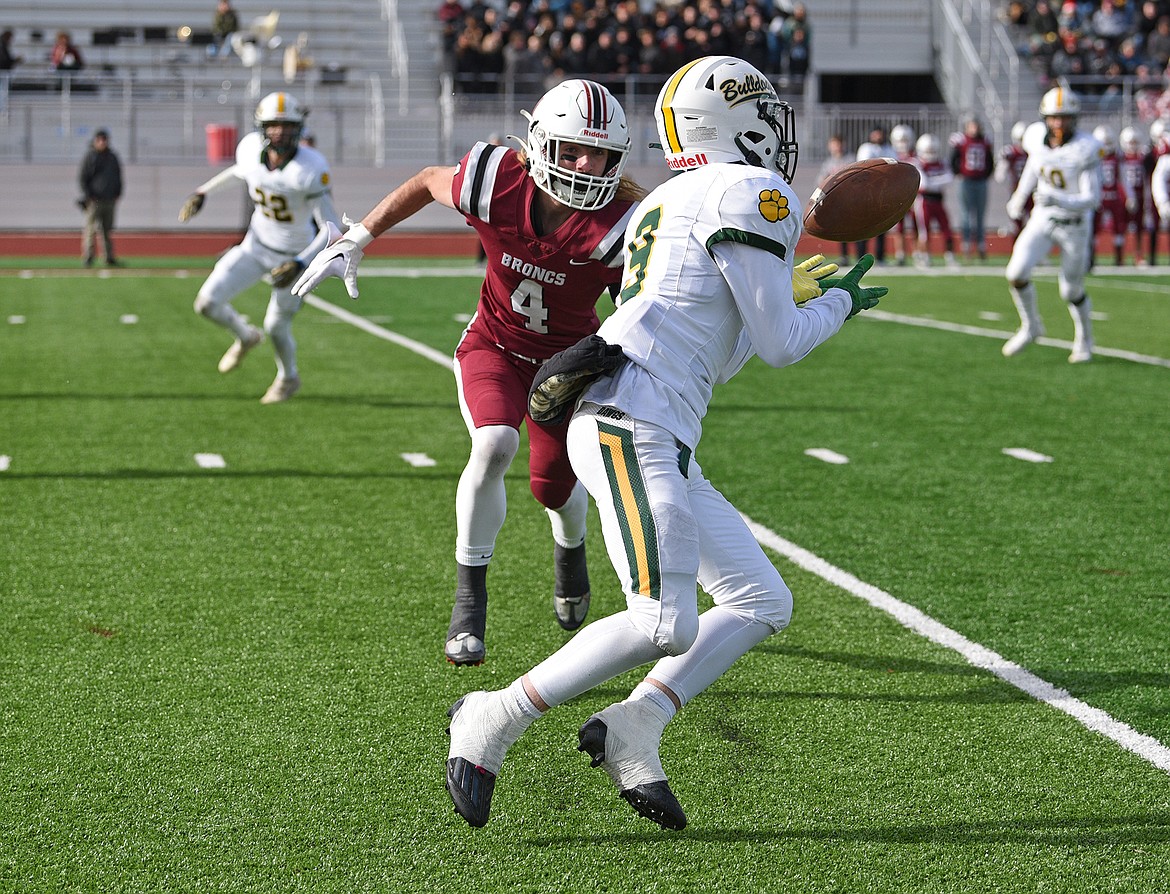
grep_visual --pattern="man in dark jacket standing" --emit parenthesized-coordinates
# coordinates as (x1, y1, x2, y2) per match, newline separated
(78, 129, 124, 267)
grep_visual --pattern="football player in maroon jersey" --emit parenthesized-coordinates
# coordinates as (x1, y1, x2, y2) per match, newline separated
(1118, 126, 1150, 266)
(293, 80, 645, 666)
(1091, 125, 1129, 267)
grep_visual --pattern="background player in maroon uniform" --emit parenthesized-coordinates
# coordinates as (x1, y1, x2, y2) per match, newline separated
(913, 133, 957, 267)
(293, 80, 644, 666)
(1091, 125, 1128, 267)
(995, 121, 1031, 245)
(949, 115, 994, 261)
(1118, 126, 1150, 266)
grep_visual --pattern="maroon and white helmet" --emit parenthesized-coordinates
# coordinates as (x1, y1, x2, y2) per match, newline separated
(519, 79, 630, 211)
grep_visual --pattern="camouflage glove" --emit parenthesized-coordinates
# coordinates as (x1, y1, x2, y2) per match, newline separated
(820, 253, 887, 319)
(178, 193, 205, 222)
(528, 334, 627, 426)
(270, 259, 305, 288)
(792, 254, 840, 305)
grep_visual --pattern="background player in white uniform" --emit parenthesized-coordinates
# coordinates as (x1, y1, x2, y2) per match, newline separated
(1003, 85, 1102, 364)
(1150, 143, 1170, 241)
(179, 91, 341, 403)
(443, 55, 887, 831)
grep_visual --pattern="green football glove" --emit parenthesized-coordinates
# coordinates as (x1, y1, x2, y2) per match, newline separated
(792, 254, 840, 306)
(820, 253, 887, 319)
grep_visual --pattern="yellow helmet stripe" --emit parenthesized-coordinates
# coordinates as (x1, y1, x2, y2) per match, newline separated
(276, 93, 286, 114)
(659, 58, 705, 154)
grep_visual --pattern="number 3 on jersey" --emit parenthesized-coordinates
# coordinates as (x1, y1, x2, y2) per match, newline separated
(511, 279, 549, 333)
(619, 206, 662, 304)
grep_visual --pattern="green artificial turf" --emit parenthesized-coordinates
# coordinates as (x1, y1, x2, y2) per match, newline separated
(2, 264, 1168, 893)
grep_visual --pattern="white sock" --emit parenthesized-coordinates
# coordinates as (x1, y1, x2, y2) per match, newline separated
(547, 480, 588, 548)
(265, 308, 297, 379)
(1009, 282, 1041, 332)
(505, 678, 543, 721)
(200, 299, 253, 340)
(627, 681, 676, 725)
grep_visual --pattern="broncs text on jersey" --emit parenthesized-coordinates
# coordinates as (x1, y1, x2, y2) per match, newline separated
(501, 252, 567, 285)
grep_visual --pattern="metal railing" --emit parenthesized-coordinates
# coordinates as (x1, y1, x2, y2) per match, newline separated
(2, 65, 1161, 169)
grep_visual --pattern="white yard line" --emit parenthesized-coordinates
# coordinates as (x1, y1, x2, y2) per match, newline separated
(744, 517, 1170, 774)
(303, 289, 1170, 775)
(864, 310, 1170, 368)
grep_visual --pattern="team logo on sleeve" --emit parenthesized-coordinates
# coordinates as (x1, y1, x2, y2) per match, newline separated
(757, 189, 790, 223)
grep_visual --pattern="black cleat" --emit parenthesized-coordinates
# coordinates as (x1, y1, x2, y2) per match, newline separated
(446, 695, 509, 827)
(445, 633, 485, 666)
(445, 755, 496, 828)
(446, 576, 488, 665)
(578, 716, 687, 831)
(553, 542, 591, 631)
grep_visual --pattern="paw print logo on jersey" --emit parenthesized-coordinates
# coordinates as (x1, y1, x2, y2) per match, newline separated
(757, 189, 790, 223)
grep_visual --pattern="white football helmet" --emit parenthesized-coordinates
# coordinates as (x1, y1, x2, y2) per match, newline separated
(519, 79, 630, 211)
(1150, 118, 1168, 150)
(1039, 85, 1080, 118)
(1010, 120, 1028, 147)
(1092, 125, 1116, 153)
(891, 124, 916, 157)
(654, 55, 798, 182)
(255, 91, 307, 156)
(1119, 125, 1142, 155)
(915, 133, 940, 163)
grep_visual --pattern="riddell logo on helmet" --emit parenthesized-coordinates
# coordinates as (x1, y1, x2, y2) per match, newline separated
(582, 129, 609, 139)
(666, 152, 708, 170)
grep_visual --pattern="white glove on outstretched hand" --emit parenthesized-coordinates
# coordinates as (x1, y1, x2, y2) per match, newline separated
(292, 221, 374, 299)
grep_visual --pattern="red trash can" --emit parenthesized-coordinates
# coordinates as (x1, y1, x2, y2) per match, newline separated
(205, 124, 238, 163)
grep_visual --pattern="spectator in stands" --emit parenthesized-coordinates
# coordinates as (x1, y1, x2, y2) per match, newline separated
(508, 32, 551, 94)
(854, 126, 896, 263)
(78, 130, 123, 268)
(438, 0, 466, 59)
(1, 29, 23, 71)
(1147, 15, 1170, 69)
(1049, 31, 1089, 81)
(209, 0, 240, 59)
(1136, 1, 1169, 47)
(49, 31, 83, 73)
(786, 25, 810, 79)
(1092, 0, 1137, 50)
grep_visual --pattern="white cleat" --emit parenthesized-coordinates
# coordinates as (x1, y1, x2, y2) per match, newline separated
(218, 325, 264, 373)
(1002, 327, 1043, 357)
(1069, 343, 1093, 364)
(260, 375, 301, 404)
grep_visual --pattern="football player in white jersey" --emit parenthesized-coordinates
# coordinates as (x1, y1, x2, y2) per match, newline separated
(178, 91, 341, 402)
(443, 55, 887, 830)
(1003, 85, 1102, 363)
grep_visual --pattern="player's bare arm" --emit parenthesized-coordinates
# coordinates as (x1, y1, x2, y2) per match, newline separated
(363, 165, 457, 238)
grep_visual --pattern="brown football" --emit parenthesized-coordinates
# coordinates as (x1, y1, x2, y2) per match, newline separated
(803, 158, 921, 242)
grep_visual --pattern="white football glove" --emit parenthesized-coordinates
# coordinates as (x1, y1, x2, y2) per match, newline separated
(292, 220, 372, 299)
(792, 254, 839, 305)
